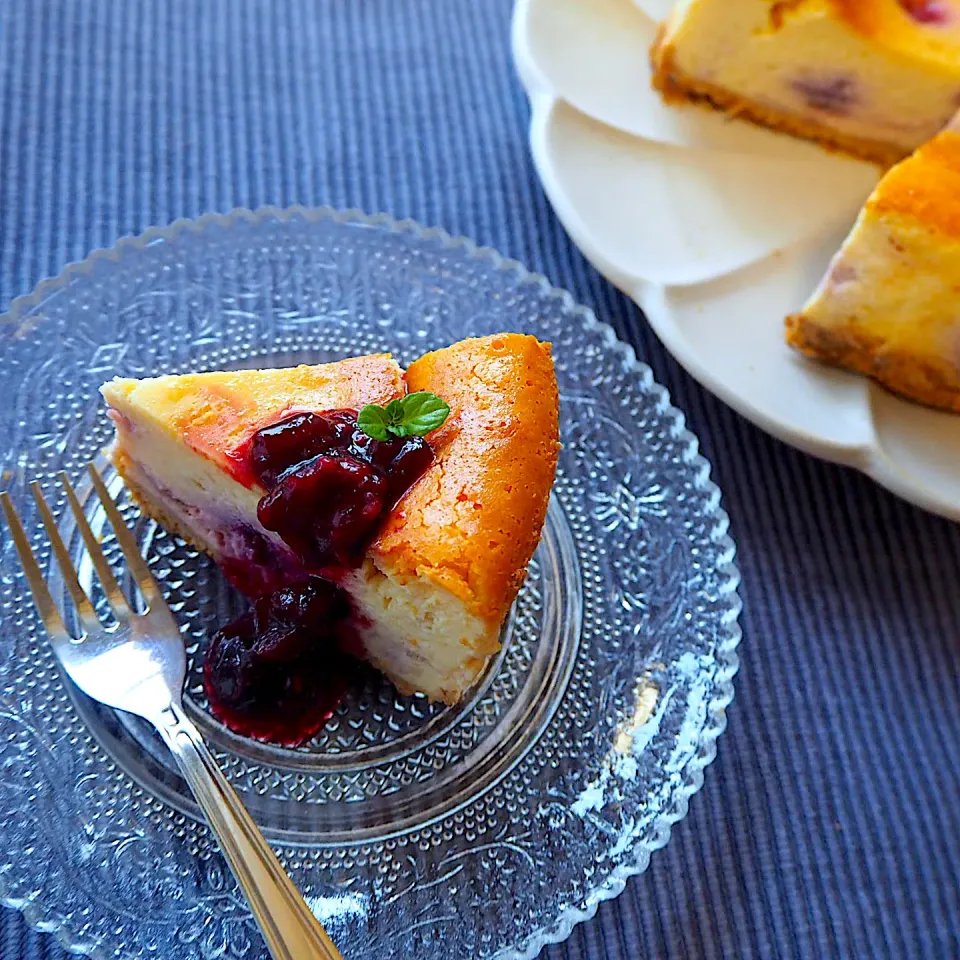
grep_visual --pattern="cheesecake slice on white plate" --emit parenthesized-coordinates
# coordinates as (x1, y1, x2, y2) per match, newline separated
(787, 124, 960, 412)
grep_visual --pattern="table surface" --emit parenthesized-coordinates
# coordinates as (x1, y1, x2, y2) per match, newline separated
(2, 1, 960, 958)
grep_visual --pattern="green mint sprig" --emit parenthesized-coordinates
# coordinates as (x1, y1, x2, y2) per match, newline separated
(357, 391, 450, 442)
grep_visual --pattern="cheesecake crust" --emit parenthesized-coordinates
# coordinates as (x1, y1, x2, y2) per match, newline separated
(650, 27, 901, 167)
(786, 312, 960, 412)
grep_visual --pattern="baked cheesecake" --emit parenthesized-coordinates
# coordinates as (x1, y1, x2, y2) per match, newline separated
(787, 125, 960, 411)
(101, 334, 560, 741)
(651, 0, 960, 166)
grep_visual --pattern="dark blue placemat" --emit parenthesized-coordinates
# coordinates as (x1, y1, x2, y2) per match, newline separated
(2, 1, 960, 957)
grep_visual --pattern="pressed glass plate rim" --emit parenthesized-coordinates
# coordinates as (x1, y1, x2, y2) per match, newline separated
(0, 205, 743, 960)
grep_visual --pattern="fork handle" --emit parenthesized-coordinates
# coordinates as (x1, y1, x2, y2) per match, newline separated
(154, 703, 343, 960)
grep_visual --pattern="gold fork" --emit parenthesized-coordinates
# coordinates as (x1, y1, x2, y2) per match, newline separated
(1, 466, 344, 960)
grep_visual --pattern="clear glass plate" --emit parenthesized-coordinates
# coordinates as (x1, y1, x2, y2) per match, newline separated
(0, 208, 741, 960)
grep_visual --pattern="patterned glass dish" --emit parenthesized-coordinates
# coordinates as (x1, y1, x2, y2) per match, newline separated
(0, 208, 741, 960)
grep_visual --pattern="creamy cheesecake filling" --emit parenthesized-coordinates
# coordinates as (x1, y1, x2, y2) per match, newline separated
(109, 409, 308, 595)
(345, 559, 494, 704)
(799, 215, 960, 349)
(118, 457, 311, 595)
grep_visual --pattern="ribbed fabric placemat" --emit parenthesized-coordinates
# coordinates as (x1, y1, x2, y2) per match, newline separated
(2, 1, 960, 957)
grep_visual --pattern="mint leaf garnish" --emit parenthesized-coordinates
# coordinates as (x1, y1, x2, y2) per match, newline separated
(384, 396, 408, 430)
(393, 392, 450, 437)
(357, 405, 392, 441)
(358, 391, 450, 440)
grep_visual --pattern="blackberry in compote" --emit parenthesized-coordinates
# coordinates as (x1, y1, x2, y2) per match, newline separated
(258, 455, 387, 568)
(250, 410, 357, 489)
(204, 407, 437, 744)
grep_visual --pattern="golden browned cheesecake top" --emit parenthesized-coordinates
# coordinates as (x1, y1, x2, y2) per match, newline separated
(371, 334, 560, 626)
(830, 0, 960, 52)
(868, 128, 960, 237)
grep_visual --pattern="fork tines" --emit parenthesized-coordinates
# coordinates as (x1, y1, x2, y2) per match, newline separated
(1, 465, 164, 636)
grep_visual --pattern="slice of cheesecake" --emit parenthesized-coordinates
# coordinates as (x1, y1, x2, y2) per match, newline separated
(787, 125, 960, 411)
(101, 334, 560, 719)
(651, 0, 960, 166)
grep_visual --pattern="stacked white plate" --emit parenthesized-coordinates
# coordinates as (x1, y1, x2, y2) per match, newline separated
(513, 0, 960, 520)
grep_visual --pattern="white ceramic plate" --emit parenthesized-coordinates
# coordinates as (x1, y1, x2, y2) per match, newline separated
(512, 0, 960, 520)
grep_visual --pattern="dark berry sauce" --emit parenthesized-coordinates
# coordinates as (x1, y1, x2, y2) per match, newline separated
(203, 409, 435, 745)
(204, 579, 357, 744)
(258, 455, 387, 569)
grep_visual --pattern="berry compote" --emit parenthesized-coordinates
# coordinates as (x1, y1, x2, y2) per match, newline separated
(203, 579, 356, 744)
(204, 409, 436, 745)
